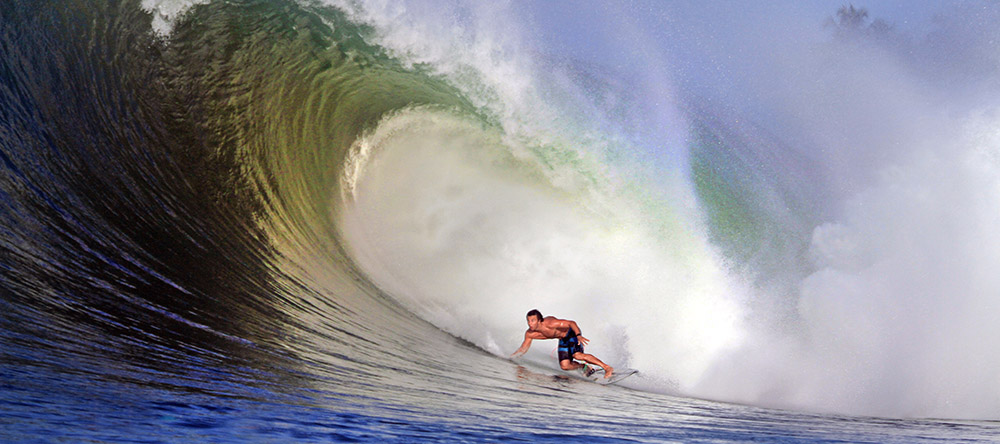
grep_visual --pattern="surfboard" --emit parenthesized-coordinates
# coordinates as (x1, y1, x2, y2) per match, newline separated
(509, 358, 636, 385)
(583, 366, 637, 385)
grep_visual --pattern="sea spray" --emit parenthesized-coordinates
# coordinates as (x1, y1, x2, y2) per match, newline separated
(330, 0, 1000, 420)
(337, 105, 745, 386)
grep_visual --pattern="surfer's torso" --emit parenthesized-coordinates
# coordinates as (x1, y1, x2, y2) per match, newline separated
(526, 316, 572, 340)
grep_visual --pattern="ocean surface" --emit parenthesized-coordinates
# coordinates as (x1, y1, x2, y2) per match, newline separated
(4, 0, 1000, 442)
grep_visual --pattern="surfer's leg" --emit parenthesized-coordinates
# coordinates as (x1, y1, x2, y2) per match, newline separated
(573, 352, 613, 378)
(559, 359, 583, 371)
(558, 344, 583, 371)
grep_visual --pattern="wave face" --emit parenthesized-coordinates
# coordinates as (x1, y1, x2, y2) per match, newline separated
(4, 0, 1000, 441)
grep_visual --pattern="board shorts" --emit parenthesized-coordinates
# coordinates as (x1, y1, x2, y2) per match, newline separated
(557, 329, 583, 361)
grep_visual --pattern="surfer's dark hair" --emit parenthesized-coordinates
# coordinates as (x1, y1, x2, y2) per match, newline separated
(526, 309, 543, 321)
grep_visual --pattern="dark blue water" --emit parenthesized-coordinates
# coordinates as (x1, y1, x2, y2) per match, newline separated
(7, 352, 1000, 442)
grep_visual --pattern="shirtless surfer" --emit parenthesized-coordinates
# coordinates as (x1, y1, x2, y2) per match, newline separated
(510, 309, 614, 378)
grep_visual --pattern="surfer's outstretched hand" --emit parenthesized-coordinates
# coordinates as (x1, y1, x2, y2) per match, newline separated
(578, 336, 589, 346)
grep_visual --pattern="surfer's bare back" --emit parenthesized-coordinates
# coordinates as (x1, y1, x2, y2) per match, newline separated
(510, 309, 614, 378)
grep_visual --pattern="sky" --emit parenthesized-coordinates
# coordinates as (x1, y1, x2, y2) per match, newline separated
(522, 1, 949, 71)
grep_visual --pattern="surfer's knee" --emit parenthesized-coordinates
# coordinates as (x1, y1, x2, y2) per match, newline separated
(559, 360, 575, 370)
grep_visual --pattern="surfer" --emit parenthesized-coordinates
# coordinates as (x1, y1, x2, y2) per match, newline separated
(510, 309, 614, 378)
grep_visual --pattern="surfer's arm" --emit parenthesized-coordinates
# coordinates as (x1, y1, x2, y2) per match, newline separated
(567, 320, 581, 335)
(568, 320, 589, 346)
(510, 333, 533, 358)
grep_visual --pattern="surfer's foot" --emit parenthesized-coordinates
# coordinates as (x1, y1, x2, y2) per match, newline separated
(603, 366, 614, 379)
(582, 364, 596, 377)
